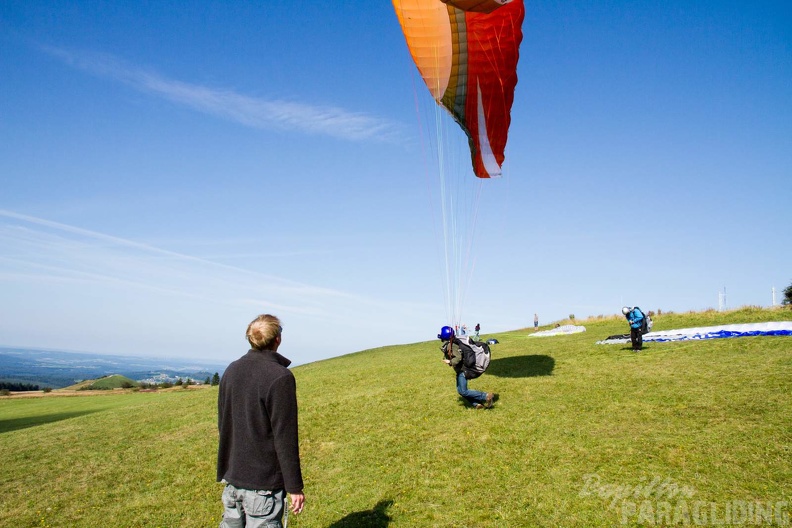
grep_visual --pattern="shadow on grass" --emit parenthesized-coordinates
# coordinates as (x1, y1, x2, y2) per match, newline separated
(621, 346, 649, 352)
(328, 499, 392, 528)
(487, 355, 555, 378)
(0, 410, 100, 434)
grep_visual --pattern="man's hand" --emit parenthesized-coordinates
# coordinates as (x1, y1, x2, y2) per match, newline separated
(443, 359, 451, 365)
(289, 493, 305, 514)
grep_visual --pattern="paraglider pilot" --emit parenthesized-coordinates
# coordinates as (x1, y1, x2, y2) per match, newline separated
(438, 326, 497, 409)
(622, 306, 646, 351)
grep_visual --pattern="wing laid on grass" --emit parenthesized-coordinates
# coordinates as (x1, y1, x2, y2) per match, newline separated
(393, 0, 525, 178)
(596, 322, 792, 345)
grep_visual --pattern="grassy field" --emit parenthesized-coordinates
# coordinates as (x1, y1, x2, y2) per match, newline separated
(1, 307, 790, 527)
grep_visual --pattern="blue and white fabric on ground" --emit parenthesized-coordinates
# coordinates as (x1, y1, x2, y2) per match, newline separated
(596, 322, 792, 345)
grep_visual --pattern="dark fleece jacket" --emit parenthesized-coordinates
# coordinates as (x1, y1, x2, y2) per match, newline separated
(217, 349, 303, 493)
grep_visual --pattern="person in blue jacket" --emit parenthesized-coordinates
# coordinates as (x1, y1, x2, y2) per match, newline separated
(622, 306, 646, 351)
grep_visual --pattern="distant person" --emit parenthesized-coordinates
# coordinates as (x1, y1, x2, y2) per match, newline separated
(438, 326, 497, 409)
(474, 323, 481, 340)
(534, 313, 539, 331)
(460, 324, 468, 336)
(217, 314, 305, 527)
(622, 306, 646, 351)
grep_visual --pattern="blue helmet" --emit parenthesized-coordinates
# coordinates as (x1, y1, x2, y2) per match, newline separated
(437, 326, 454, 341)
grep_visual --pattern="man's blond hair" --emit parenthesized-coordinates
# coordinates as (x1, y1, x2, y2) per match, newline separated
(246, 314, 282, 350)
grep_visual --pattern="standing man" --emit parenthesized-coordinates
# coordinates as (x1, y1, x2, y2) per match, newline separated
(217, 314, 305, 527)
(622, 306, 646, 352)
(534, 313, 539, 331)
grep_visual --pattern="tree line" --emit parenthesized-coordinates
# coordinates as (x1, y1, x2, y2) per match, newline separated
(0, 381, 41, 391)
(1, 373, 221, 395)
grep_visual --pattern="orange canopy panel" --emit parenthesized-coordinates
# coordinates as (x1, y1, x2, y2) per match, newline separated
(393, 0, 525, 178)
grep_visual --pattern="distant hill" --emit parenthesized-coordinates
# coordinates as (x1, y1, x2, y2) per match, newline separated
(0, 347, 226, 389)
(78, 374, 139, 390)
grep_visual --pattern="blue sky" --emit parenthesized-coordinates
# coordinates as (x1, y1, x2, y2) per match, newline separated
(1, 1, 790, 366)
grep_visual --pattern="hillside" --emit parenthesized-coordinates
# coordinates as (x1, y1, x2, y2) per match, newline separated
(77, 374, 139, 390)
(0, 306, 790, 527)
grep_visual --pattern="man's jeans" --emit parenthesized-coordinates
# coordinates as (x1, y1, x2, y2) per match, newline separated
(220, 483, 287, 528)
(456, 371, 487, 406)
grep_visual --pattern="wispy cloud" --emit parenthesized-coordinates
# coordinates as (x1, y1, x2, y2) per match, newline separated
(0, 209, 426, 319)
(0, 209, 350, 307)
(41, 46, 402, 142)
(0, 209, 439, 359)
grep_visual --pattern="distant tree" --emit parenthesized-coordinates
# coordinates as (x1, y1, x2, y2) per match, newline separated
(211, 373, 220, 386)
(0, 389, 10, 396)
(204, 376, 211, 385)
(0, 382, 40, 391)
(569, 314, 575, 321)
(160, 382, 173, 389)
(121, 381, 134, 389)
(42, 387, 52, 393)
(174, 378, 183, 386)
(783, 281, 792, 306)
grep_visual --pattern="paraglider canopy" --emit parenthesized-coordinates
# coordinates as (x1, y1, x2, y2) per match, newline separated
(393, 0, 524, 328)
(392, 0, 524, 179)
(443, 1, 510, 14)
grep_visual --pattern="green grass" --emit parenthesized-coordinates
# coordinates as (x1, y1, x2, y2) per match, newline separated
(1, 307, 790, 527)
